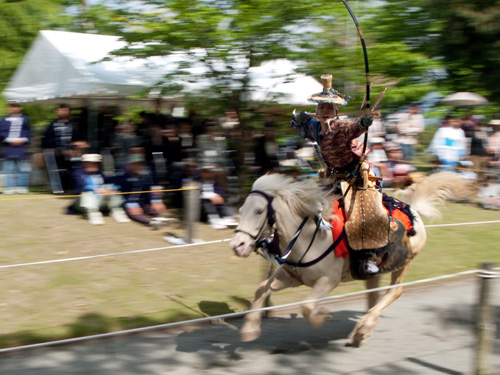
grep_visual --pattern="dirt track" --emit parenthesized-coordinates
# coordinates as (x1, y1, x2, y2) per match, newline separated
(0, 278, 499, 375)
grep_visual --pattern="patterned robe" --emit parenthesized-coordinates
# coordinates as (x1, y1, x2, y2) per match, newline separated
(291, 115, 367, 171)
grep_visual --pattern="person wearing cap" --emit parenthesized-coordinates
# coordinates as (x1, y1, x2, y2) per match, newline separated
(198, 164, 238, 229)
(0, 101, 31, 194)
(116, 152, 168, 227)
(291, 74, 374, 179)
(70, 153, 129, 225)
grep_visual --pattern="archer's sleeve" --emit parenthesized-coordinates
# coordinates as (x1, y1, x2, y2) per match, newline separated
(291, 114, 321, 143)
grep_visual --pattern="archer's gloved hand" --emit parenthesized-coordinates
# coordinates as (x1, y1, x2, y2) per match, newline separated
(360, 115, 374, 129)
(292, 110, 309, 124)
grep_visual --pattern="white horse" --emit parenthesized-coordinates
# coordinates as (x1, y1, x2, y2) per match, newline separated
(229, 171, 474, 347)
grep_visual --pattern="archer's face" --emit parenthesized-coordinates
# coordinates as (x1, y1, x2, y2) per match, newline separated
(316, 103, 337, 124)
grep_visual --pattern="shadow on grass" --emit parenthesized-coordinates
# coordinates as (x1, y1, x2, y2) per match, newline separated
(0, 297, 253, 350)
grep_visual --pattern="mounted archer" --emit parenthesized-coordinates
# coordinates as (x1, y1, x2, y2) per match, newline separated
(291, 74, 378, 192)
(290, 74, 417, 277)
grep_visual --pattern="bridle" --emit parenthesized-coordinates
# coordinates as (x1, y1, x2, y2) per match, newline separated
(234, 189, 345, 268)
(233, 190, 275, 245)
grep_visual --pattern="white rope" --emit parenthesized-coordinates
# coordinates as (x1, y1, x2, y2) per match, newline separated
(0, 269, 484, 354)
(0, 219, 498, 270)
(477, 270, 500, 279)
(0, 239, 231, 270)
(425, 220, 500, 228)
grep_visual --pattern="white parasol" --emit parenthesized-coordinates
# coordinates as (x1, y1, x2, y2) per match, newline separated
(441, 91, 488, 106)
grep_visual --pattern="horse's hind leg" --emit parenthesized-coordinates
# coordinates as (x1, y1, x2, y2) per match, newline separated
(366, 274, 382, 309)
(241, 267, 301, 342)
(348, 262, 411, 347)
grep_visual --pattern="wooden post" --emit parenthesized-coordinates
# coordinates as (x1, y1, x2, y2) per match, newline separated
(183, 181, 200, 244)
(474, 262, 496, 375)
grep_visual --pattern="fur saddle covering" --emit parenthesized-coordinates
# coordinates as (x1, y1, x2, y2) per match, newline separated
(334, 184, 417, 280)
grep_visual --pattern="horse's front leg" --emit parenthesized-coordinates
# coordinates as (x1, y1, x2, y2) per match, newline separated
(302, 275, 338, 329)
(241, 266, 301, 342)
(348, 262, 411, 347)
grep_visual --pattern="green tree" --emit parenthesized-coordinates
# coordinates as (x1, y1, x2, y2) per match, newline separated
(0, 0, 73, 93)
(430, 0, 500, 103)
(361, 0, 500, 109)
(96, 0, 442, 120)
(102, 0, 328, 124)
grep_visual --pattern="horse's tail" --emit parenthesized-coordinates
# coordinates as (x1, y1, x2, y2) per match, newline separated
(395, 171, 477, 221)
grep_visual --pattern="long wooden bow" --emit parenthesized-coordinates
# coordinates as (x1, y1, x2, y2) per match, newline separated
(342, 0, 370, 158)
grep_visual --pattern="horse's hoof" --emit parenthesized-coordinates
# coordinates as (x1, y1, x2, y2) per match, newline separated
(347, 327, 370, 347)
(241, 329, 261, 342)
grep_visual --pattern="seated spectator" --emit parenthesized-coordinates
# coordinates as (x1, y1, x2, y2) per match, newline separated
(199, 165, 238, 229)
(476, 173, 500, 210)
(386, 145, 415, 188)
(117, 153, 169, 227)
(69, 153, 130, 225)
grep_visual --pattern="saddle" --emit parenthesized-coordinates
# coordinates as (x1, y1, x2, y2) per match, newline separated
(331, 163, 416, 280)
(341, 167, 390, 251)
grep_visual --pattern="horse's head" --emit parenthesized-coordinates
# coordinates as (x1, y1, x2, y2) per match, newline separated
(230, 189, 275, 257)
(230, 174, 329, 258)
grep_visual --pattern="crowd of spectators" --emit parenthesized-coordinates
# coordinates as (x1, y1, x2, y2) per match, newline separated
(0, 102, 282, 229)
(364, 105, 500, 209)
(2, 101, 500, 226)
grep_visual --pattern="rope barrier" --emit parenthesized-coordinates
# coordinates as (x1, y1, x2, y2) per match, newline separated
(387, 158, 500, 175)
(0, 186, 200, 202)
(0, 268, 487, 354)
(0, 220, 498, 270)
(425, 220, 500, 228)
(477, 269, 500, 279)
(0, 239, 231, 270)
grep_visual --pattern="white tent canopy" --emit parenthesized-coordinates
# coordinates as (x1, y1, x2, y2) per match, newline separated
(3, 30, 322, 106)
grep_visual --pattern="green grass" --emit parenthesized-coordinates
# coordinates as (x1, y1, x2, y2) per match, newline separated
(0, 192, 499, 348)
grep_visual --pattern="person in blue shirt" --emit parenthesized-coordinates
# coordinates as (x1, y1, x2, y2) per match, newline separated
(0, 101, 31, 194)
(117, 153, 168, 226)
(71, 153, 129, 225)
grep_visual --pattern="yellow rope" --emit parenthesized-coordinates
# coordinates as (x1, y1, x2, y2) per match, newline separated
(0, 186, 200, 202)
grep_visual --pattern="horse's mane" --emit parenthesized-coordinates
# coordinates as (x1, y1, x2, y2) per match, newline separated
(252, 174, 331, 218)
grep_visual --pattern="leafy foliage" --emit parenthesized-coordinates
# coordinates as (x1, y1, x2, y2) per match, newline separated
(0, 0, 72, 91)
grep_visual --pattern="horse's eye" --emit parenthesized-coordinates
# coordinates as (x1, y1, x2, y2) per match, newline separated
(256, 208, 265, 215)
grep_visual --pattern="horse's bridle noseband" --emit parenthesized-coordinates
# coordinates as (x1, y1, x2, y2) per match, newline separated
(234, 190, 275, 243)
